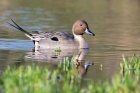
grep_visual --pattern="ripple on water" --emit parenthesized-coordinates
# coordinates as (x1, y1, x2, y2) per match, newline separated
(0, 38, 34, 50)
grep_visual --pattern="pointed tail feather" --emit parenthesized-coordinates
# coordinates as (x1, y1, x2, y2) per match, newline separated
(8, 19, 33, 37)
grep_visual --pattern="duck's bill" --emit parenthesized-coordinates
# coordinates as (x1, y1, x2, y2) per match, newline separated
(85, 28, 95, 36)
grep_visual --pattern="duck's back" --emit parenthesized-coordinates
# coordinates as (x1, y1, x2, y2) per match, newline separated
(35, 32, 78, 49)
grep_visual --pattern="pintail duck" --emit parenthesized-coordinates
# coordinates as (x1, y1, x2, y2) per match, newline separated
(8, 19, 95, 49)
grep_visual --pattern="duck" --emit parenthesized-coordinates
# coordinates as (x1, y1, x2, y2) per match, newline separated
(8, 19, 95, 49)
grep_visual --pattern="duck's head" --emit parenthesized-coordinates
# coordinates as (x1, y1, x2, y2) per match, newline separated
(72, 20, 95, 36)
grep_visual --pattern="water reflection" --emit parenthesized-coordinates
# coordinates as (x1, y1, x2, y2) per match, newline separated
(75, 61, 93, 76)
(25, 49, 78, 63)
(25, 48, 93, 76)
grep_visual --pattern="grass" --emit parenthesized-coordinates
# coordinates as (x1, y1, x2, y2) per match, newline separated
(120, 54, 140, 70)
(0, 55, 140, 93)
(1, 67, 80, 93)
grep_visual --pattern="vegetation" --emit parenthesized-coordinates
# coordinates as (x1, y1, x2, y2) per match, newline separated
(120, 54, 140, 70)
(0, 55, 140, 93)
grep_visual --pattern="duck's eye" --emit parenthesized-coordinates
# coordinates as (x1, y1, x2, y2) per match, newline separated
(80, 24, 82, 26)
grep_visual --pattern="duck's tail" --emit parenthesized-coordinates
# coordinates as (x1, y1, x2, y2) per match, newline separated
(7, 19, 33, 39)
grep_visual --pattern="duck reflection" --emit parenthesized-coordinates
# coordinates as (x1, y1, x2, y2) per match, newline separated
(75, 61, 93, 76)
(25, 48, 93, 76)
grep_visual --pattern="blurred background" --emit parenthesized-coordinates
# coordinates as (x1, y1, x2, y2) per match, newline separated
(0, 0, 140, 81)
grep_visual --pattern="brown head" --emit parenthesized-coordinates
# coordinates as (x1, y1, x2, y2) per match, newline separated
(72, 20, 95, 36)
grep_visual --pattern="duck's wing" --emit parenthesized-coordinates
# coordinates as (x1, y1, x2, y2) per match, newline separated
(37, 31, 74, 42)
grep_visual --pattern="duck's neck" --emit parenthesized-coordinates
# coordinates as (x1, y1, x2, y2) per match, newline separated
(74, 34, 89, 48)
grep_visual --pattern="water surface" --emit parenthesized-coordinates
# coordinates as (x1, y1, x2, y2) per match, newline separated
(0, 0, 140, 81)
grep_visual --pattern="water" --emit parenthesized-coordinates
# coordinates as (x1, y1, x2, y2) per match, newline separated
(0, 0, 140, 81)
